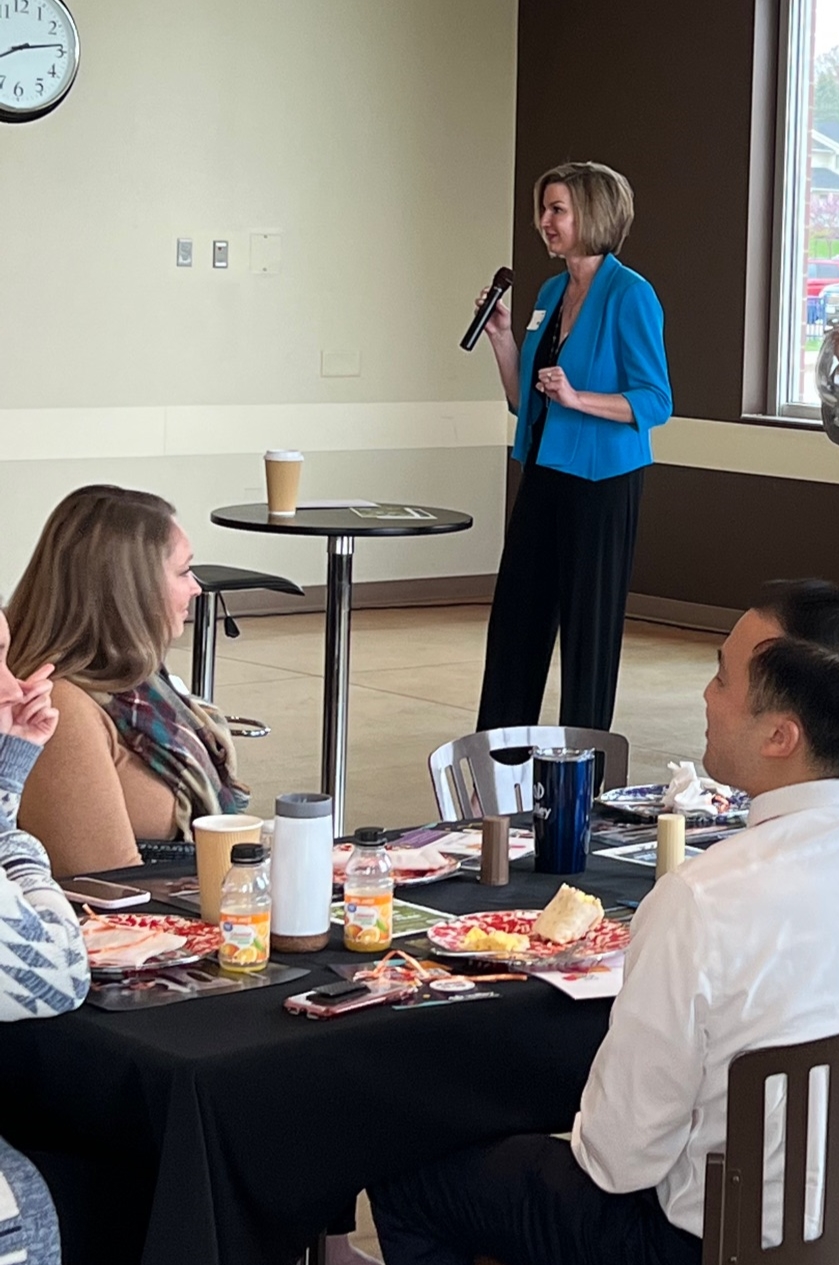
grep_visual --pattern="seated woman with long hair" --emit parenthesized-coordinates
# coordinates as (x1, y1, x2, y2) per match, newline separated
(6, 485, 250, 875)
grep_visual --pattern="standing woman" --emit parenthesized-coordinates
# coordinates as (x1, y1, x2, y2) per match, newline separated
(476, 161, 672, 734)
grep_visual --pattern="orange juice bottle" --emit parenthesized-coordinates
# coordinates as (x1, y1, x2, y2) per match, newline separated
(343, 828, 394, 952)
(219, 843, 272, 972)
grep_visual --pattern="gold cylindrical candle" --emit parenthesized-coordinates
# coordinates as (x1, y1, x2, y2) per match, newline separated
(655, 813, 686, 881)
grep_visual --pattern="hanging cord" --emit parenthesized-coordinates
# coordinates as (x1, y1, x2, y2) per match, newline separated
(217, 591, 240, 640)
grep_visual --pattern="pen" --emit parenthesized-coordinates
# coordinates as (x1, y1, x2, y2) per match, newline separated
(465, 973, 528, 983)
(393, 991, 501, 1010)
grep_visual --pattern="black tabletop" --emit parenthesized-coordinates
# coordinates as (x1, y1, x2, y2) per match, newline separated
(210, 502, 474, 539)
(0, 852, 653, 1265)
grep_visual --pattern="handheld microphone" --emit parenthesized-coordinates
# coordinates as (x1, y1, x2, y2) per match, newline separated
(460, 266, 514, 351)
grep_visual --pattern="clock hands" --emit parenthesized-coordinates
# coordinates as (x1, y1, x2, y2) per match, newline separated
(0, 42, 64, 59)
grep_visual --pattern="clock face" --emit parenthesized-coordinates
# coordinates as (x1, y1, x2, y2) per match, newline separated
(0, 0, 79, 123)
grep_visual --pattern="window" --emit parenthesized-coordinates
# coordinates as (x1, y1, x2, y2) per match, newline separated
(772, 0, 839, 419)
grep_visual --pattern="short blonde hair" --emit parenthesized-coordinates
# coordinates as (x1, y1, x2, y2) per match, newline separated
(7, 485, 178, 692)
(533, 161, 635, 256)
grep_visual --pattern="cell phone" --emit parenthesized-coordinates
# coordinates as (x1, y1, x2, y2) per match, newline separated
(60, 877, 151, 910)
(283, 982, 412, 1019)
(309, 979, 370, 1000)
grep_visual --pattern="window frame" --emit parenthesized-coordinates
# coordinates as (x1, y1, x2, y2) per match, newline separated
(762, 0, 827, 426)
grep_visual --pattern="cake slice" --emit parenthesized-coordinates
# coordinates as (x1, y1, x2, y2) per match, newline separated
(532, 884, 604, 945)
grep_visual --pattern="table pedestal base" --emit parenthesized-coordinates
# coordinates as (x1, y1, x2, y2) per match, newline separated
(321, 535, 354, 836)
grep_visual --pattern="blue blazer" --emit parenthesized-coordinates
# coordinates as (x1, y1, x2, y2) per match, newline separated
(511, 254, 672, 481)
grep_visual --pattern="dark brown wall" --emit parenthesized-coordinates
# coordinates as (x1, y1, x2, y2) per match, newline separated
(634, 466, 839, 606)
(509, 0, 839, 615)
(514, 0, 765, 422)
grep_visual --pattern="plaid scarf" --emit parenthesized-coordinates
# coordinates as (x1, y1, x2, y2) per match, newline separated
(100, 671, 250, 839)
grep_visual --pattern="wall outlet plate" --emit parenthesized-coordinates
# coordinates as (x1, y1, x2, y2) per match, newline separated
(250, 232, 282, 274)
(176, 238, 193, 267)
(213, 240, 229, 268)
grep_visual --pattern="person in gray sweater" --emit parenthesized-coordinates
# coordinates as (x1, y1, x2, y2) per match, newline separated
(0, 608, 89, 1264)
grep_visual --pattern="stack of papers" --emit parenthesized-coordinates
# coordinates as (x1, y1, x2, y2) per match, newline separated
(536, 953, 625, 1000)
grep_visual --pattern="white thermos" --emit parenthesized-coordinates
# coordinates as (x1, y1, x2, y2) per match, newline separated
(270, 792, 334, 952)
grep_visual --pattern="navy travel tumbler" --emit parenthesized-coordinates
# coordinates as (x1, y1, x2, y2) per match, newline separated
(532, 748, 595, 874)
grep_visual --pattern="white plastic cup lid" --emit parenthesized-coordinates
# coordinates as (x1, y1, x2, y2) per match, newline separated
(264, 449, 304, 461)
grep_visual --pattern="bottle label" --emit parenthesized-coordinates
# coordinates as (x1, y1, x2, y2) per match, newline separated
(219, 912, 271, 970)
(343, 892, 393, 950)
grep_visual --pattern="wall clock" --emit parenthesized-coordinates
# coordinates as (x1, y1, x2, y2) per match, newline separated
(0, 0, 79, 123)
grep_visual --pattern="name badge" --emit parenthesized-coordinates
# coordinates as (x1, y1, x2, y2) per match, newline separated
(526, 310, 546, 331)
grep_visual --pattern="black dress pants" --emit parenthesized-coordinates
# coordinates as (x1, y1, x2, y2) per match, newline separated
(477, 464, 644, 734)
(370, 1134, 702, 1265)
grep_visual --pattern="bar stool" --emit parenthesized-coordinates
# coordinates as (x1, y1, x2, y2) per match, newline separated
(190, 564, 304, 705)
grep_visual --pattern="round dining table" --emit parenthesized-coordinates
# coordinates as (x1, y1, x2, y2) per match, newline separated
(0, 837, 652, 1265)
(210, 503, 473, 835)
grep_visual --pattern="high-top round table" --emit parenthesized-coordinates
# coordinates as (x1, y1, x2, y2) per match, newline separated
(210, 503, 473, 834)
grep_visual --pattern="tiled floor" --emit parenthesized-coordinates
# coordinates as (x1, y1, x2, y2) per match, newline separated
(170, 604, 722, 1259)
(169, 605, 723, 834)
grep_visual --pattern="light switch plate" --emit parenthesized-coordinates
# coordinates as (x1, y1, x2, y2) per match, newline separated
(176, 238, 193, 267)
(213, 240, 229, 269)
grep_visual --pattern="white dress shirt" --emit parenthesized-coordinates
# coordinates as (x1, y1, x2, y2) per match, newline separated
(571, 778, 839, 1241)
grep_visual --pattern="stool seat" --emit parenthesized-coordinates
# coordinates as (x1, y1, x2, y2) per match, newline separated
(190, 564, 304, 703)
(191, 564, 304, 597)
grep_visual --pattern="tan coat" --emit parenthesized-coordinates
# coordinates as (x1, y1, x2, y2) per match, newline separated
(19, 679, 178, 877)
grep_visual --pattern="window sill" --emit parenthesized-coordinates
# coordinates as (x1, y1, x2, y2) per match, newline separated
(740, 410, 822, 431)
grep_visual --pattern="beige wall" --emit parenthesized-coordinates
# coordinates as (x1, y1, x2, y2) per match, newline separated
(0, 0, 517, 593)
(504, 414, 839, 483)
(651, 417, 839, 483)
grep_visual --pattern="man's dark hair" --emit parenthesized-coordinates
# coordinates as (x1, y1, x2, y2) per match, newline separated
(749, 579, 839, 775)
(753, 578, 839, 648)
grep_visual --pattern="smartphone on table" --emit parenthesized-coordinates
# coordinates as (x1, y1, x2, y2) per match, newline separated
(60, 877, 151, 910)
(283, 979, 412, 1019)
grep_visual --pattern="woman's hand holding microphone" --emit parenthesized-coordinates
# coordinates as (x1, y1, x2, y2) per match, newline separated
(474, 288, 512, 343)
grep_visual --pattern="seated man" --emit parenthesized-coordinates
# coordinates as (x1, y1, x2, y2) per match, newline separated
(370, 578, 839, 1265)
(0, 609, 90, 1263)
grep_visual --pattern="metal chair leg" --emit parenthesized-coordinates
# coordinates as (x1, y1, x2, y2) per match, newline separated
(297, 1231, 326, 1265)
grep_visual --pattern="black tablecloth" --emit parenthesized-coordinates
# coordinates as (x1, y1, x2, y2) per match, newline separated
(0, 853, 653, 1265)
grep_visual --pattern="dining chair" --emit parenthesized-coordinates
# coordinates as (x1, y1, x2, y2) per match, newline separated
(428, 726, 629, 821)
(702, 1031, 839, 1264)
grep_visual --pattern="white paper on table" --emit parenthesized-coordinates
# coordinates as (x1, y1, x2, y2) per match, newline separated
(535, 952, 625, 1000)
(592, 842, 702, 868)
(330, 898, 446, 938)
(296, 499, 378, 509)
(349, 505, 436, 520)
(437, 829, 535, 859)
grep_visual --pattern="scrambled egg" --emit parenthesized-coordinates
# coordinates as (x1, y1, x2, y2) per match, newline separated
(462, 927, 530, 953)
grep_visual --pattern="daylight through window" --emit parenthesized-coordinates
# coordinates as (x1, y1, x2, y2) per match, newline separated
(774, 0, 839, 417)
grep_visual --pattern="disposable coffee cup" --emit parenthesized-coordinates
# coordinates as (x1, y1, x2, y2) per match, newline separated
(532, 747, 595, 875)
(264, 450, 303, 517)
(192, 814, 264, 923)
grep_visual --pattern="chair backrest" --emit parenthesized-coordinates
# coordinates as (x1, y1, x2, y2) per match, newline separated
(427, 725, 629, 821)
(702, 1032, 839, 1264)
